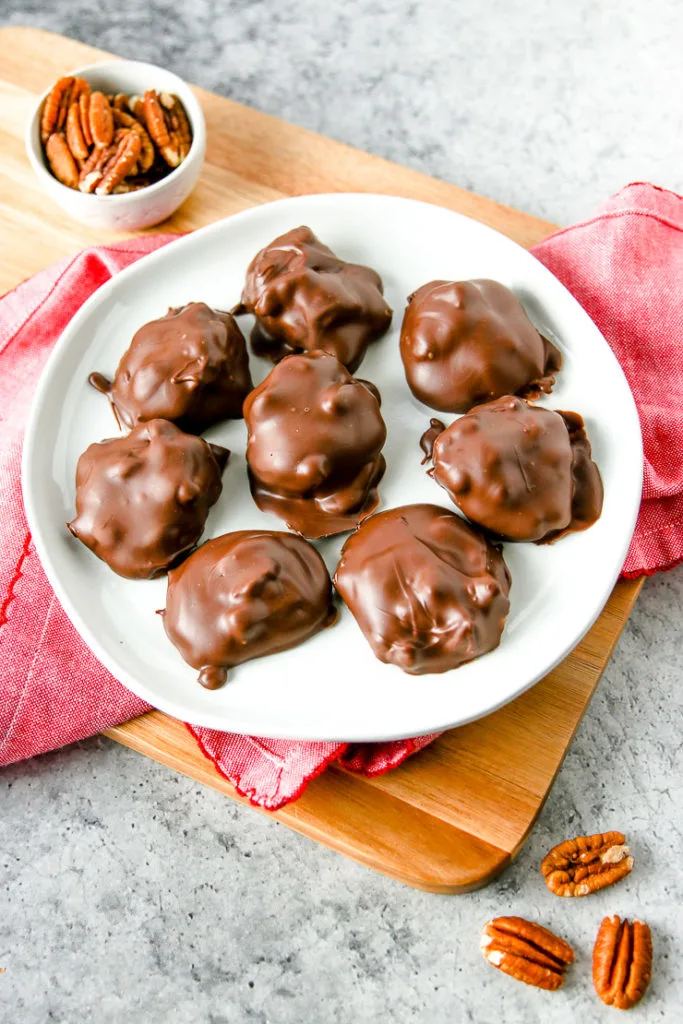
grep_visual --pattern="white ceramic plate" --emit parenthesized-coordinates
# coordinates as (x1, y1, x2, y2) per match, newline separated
(22, 194, 642, 740)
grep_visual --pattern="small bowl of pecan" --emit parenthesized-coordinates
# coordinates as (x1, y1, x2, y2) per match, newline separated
(26, 60, 206, 231)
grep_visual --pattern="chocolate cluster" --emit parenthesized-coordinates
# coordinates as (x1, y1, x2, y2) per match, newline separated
(162, 530, 337, 689)
(244, 351, 387, 538)
(335, 504, 511, 675)
(90, 302, 252, 434)
(400, 279, 561, 413)
(234, 226, 393, 372)
(68, 419, 228, 579)
(430, 395, 604, 542)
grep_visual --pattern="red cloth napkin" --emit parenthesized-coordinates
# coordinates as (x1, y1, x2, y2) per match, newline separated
(2, 182, 682, 809)
(532, 183, 683, 578)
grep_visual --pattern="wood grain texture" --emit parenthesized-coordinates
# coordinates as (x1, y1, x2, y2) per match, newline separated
(1, 26, 643, 893)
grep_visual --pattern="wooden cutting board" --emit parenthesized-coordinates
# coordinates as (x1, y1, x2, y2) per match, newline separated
(0, 26, 643, 893)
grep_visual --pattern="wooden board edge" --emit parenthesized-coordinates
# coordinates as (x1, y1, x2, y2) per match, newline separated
(104, 712, 510, 893)
(322, 578, 644, 814)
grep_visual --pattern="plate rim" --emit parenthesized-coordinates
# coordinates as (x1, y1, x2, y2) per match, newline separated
(21, 192, 644, 740)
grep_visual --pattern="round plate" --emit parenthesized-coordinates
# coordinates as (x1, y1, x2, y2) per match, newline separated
(21, 194, 642, 741)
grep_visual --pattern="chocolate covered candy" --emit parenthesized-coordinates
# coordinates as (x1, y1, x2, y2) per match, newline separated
(400, 279, 561, 413)
(244, 350, 387, 538)
(334, 503, 511, 675)
(162, 530, 337, 688)
(90, 301, 252, 433)
(233, 226, 392, 372)
(68, 419, 229, 579)
(431, 395, 603, 542)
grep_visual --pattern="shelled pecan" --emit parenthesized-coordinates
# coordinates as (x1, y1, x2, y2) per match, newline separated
(541, 831, 634, 897)
(79, 141, 118, 193)
(39, 75, 192, 194)
(113, 109, 155, 173)
(96, 132, 142, 195)
(66, 101, 90, 162)
(110, 93, 131, 112)
(143, 89, 192, 167)
(128, 94, 146, 122)
(593, 915, 652, 1009)
(41, 76, 75, 143)
(480, 916, 574, 990)
(45, 133, 80, 189)
(88, 92, 115, 149)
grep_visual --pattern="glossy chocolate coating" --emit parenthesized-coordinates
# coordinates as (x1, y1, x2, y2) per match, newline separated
(90, 302, 253, 433)
(400, 279, 561, 413)
(431, 395, 603, 542)
(233, 226, 393, 373)
(334, 504, 511, 675)
(162, 530, 337, 688)
(243, 351, 387, 538)
(419, 417, 446, 464)
(68, 419, 229, 580)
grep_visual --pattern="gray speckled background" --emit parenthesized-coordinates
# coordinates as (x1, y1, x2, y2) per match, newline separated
(2, 2, 683, 1021)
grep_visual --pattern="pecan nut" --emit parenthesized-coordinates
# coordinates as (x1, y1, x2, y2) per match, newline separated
(79, 141, 117, 193)
(541, 831, 634, 897)
(78, 129, 141, 195)
(480, 916, 574, 990)
(593, 915, 652, 1009)
(89, 91, 115, 149)
(41, 75, 74, 143)
(143, 89, 192, 167)
(79, 91, 93, 148)
(45, 133, 80, 189)
(95, 131, 142, 195)
(110, 93, 131, 112)
(41, 76, 91, 145)
(70, 78, 91, 105)
(113, 108, 155, 173)
(66, 101, 90, 162)
(128, 94, 146, 122)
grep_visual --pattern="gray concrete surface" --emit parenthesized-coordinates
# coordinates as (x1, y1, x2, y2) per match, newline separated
(2, 1, 682, 1021)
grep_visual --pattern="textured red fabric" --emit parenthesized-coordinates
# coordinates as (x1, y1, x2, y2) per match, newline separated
(2, 183, 682, 810)
(185, 727, 440, 810)
(532, 183, 683, 577)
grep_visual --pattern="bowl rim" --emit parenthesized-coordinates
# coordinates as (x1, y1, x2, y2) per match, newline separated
(25, 58, 206, 204)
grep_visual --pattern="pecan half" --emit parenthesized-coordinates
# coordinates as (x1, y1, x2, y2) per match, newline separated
(79, 142, 118, 193)
(128, 94, 146, 122)
(41, 76, 74, 144)
(66, 101, 90, 162)
(95, 131, 142, 195)
(143, 89, 192, 167)
(110, 93, 131, 112)
(113, 108, 155, 173)
(89, 91, 114, 149)
(593, 915, 652, 1009)
(541, 831, 634, 897)
(79, 92, 93, 147)
(480, 916, 574, 990)
(45, 133, 80, 189)
(70, 78, 91, 104)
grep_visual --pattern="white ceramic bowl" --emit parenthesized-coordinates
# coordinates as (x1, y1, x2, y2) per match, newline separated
(25, 60, 206, 231)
